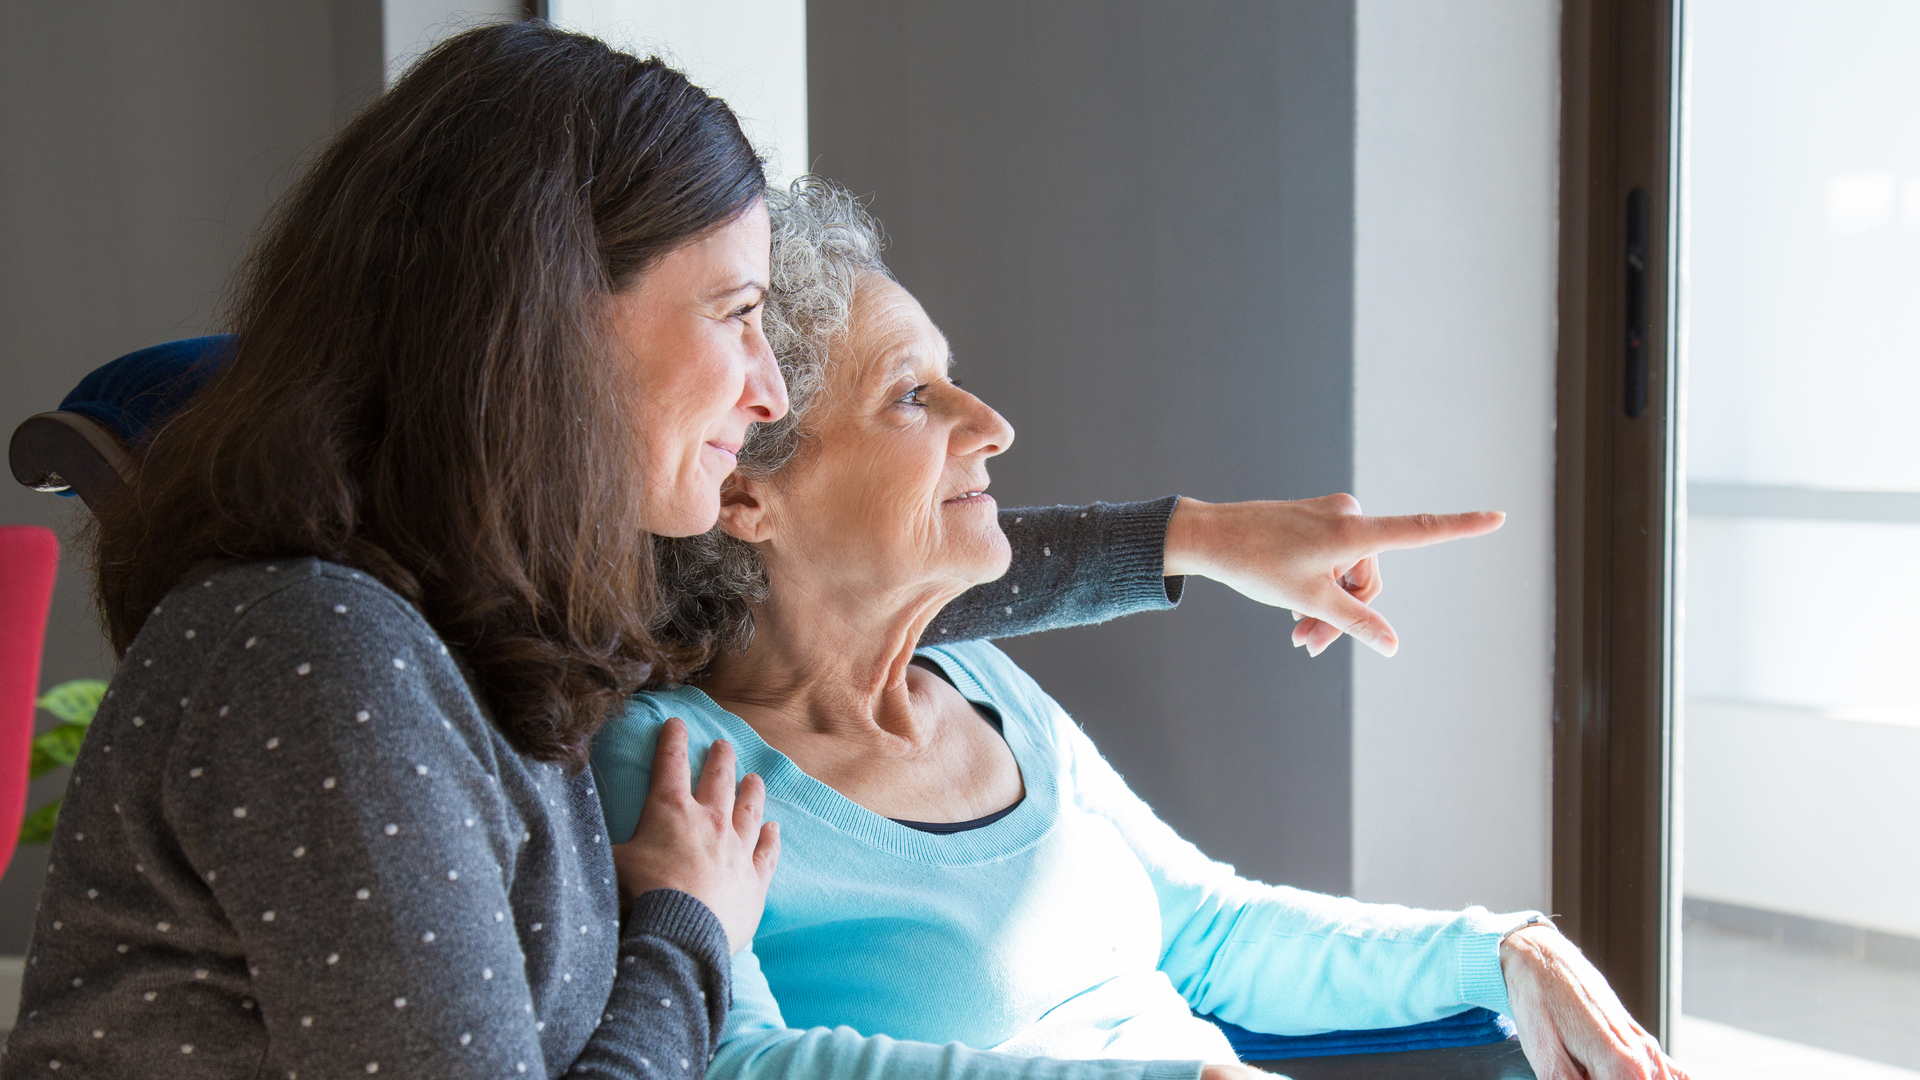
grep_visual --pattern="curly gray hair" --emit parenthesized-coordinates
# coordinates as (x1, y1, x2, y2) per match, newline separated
(651, 176, 892, 668)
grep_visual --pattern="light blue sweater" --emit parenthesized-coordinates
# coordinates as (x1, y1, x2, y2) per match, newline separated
(592, 641, 1535, 1080)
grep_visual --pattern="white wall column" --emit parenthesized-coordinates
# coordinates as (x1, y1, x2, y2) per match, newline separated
(1351, 0, 1559, 914)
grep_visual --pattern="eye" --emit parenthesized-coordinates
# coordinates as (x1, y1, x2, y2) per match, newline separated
(730, 301, 760, 320)
(899, 383, 931, 407)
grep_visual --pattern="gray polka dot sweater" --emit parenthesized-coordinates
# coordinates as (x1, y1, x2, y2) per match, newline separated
(4, 560, 728, 1078)
(3, 498, 1179, 1077)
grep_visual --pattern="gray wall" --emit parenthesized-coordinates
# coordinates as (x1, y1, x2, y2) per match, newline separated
(0, 0, 379, 953)
(809, 1, 1358, 892)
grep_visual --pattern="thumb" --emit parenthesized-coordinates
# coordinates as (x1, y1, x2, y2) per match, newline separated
(1306, 584, 1399, 657)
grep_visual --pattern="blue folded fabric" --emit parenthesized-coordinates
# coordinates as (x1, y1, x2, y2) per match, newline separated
(58, 334, 237, 447)
(1204, 1006, 1516, 1061)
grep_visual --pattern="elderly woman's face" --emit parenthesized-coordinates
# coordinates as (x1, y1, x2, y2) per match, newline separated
(741, 274, 1015, 597)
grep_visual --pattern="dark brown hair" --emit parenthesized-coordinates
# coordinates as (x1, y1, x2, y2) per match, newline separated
(91, 21, 765, 769)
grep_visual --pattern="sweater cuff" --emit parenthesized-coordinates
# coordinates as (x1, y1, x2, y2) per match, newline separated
(1455, 907, 1543, 1017)
(626, 888, 731, 968)
(1102, 495, 1185, 612)
(1135, 1061, 1206, 1080)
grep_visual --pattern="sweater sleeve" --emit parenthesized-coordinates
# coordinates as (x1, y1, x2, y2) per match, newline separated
(707, 937, 1202, 1080)
(1051, 701, 1536, 1034)
(163, 578, 728, 1078)
(927, 498, 1185, 643)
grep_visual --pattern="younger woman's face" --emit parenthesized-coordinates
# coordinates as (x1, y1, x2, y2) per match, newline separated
(610, 199, 788, 537)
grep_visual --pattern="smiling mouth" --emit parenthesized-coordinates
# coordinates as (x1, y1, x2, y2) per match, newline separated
(706, 441, 741, 460)
(944, 489, 993, 505)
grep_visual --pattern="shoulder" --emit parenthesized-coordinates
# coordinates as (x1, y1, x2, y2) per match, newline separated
(916, 640, 1069, 739)
(590, 685, 733, 841)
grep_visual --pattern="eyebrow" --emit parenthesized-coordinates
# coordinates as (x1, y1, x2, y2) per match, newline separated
(703, 279, 767, 303)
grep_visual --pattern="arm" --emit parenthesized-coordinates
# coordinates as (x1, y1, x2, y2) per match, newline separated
(167, 580, 729, 1077)
(711, 948, 1201, 1080)
(929, 498, 1184, 642)
(1046, 699, 1530, 1034)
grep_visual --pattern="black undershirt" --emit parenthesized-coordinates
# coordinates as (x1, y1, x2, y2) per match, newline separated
(891, 657, 1025, 834)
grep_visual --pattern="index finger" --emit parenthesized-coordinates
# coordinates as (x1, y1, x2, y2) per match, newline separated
(1356, 510, 1505, 553)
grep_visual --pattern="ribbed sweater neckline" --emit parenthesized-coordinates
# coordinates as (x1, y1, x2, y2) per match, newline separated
(675, 645, 1060, 867)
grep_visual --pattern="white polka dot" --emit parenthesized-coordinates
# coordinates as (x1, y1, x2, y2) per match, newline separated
(245, 637, 257, 649)
(155, 922, 170, 933)
(116, 944, 128, 953)
(1081, 511, 1089, 518)
(184, 629, 196, 640)
(266, 737, 280, 750)
(301, 1015, 313, 1027)
(47, 1061, 59, 1070)
(483, 968, 494, 980)
(517, 1065, 527, 1074)
(1044, 546, 1052, 556)
(267, 565, 278, 573)
(131, 716, 144, 727)
(326, 953, 339, 965)
(69, 977, 80, 987)
(295, 663, 311, 676)
(333, 605, 347, 614)
(143, 991, 157, 1001)
(383, 824, 398, 836)
(262, 911, 275, 922)
(415, 765, 429, 776)
(242, 998, 255, 1009)
(355, 889, 370, 900)
(91, 1030, 102, 1039)
(181, 1044, 194, 1055)
(460, 1033, 472, 1046)
(494, 912, 504, 922)
(356, 710, 370, 722)
(563, 973, 573, 982)
(195, 969, 208, 979)
(1014, 516, 1023, 524)
(205, 871, 215, 882)
(392, 658, 406, 670)
(535, 1021, 545, 1032)
(218, 705, 229, 716)
(143, 659, 153, 667)
(52, 921, 63, 930)
(530, 923, 542, 932)
(1011, 584, 1020, 593)
(322, 777, 336, 789)
(581, 925, 589, 934)
(365, 1064, 378, 1075)
(393, 997, 406, 1008)
(86, 889, 97, 899)
(447, 870, 458, 880)
(293, 846, 305, 858)
(680, 1059, 690, 1070)
(232, 807, 247, 818)
(465, 818, 475, 828)
(421, 931, 435, 943)
(1004, 606, 1013, 615)
(189, 767, 203, 777)
(660, 997, 672, 1007)
(180, 697, 191, 708)
(234, 604, 245, 613)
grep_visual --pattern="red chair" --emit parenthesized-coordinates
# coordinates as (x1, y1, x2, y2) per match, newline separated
(0, 526, 59, 873)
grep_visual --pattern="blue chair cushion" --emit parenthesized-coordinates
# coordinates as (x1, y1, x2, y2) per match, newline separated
(59, 334, 237, 447)
(1203, 1006, 1516, 1061)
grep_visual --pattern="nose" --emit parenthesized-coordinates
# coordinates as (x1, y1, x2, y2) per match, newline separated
(953, 389, 1014, 459)
(741, 328, 788, 423)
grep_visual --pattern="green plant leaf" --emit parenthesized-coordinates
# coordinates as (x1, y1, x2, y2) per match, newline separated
(29, 723, 89, 780)
(36, 680, 107, 725)
(17, 798, 60, 845)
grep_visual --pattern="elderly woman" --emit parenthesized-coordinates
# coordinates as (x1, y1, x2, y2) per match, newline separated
(590, 179, 1685, 1080)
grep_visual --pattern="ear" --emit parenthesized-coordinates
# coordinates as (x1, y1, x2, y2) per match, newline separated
(716, 474, 773, 544)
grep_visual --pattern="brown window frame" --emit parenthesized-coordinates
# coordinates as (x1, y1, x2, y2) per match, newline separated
(1554, 0, 1682, 1042)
